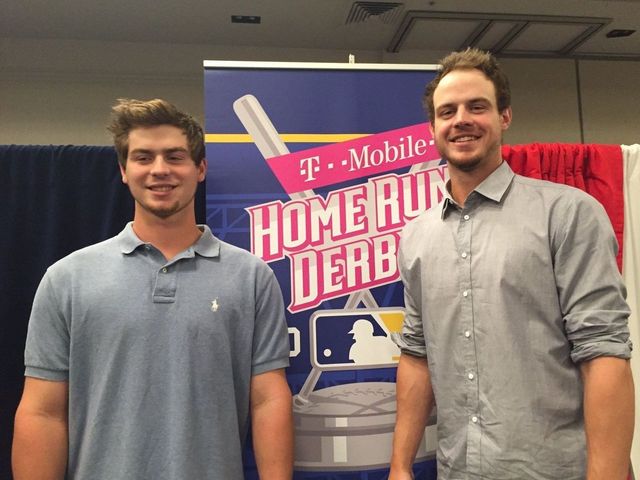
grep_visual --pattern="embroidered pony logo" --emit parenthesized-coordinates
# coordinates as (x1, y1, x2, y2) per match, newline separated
(210, 298, 220, 312)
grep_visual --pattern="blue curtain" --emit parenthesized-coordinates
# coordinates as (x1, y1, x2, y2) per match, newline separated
(0, 145, 205, 479)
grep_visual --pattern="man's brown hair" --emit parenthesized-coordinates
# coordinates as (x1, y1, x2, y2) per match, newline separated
(424, 48, 511, 121)
(108, 98, 205, 167)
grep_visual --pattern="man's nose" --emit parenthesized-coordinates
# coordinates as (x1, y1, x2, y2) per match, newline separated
(150, 156, 170, 175)
(453, 107, 472, 126)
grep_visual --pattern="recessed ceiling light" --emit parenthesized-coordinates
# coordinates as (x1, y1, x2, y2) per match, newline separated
(606, 29, 635, 38)
(231, 15, 261, 24)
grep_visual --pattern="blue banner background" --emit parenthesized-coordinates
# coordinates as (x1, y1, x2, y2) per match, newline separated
(205, 63, 438, 479)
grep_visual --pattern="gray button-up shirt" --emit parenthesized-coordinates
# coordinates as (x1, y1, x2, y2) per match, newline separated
(395, 161, 631, 480)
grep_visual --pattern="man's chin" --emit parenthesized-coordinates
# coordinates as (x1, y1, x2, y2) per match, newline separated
(142, 202, 182, 219)
(446, 155, 483, 172)
(151, 209, 179, 219)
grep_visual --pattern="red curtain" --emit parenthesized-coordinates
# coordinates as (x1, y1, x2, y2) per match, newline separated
(502, 143, 624, 271)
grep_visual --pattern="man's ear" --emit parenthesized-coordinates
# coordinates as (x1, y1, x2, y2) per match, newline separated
(500, 107, 512, 131)
(119, 162, 128, 184)
(198, 158, 208, 182)
(428, 121, 435, 137)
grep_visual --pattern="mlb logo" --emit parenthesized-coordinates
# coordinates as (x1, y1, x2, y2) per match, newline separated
(310, 309, 404, 370)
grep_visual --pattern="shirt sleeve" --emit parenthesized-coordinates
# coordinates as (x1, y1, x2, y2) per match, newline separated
(392, 232, 428, 358)
(251, 264, 290, 375)
(553, 191, 632, 363)
(24, 270, 70, 381)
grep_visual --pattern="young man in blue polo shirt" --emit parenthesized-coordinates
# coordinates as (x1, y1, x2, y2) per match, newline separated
(13, 98, 293, 479)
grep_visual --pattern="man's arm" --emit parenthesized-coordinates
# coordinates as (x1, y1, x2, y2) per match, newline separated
(12, 377, 69, 480)
(581, 356, 634, 480)
(389, 353, 435, 480)
(250, 368, 293, 479)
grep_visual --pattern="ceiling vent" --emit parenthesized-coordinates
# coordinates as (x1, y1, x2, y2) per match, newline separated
(606, 28, 636, 37)
(346, 2, 404, 25)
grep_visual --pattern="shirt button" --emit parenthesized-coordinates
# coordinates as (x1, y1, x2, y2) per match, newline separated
(468, 372, 475, 380)
(471, 416, 478, 423)
(464, 330, 471, 338)
(462, 290, 469, 297)
(461, 252, 468, 259)
(162, 267, 168, 273)
(145, 245, 151, 250)
(464, 214, 470, 221)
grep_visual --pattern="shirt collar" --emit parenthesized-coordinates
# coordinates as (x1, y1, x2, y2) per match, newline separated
(474, 161, 514, 202)
(117, 222, 220, 258)
(193, 225, 221, 258)
(440, 161, 515, 219)
(117, 222, 144, 254)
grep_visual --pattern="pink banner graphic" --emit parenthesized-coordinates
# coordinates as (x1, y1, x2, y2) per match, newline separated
(247, 164, 449, 312)
(266, 122, 438, 193)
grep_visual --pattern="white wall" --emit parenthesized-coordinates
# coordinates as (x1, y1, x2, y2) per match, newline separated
(1, 37, 638, 146)
(501, 58, 582, 144)
(580, 60, 640, 144)
(0, 37, 382, 145)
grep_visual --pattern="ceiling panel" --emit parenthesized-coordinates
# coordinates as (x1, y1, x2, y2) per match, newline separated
(475, 22, 523, 51)
(401, 19, 483, 50)
(504, 23, 595, 53)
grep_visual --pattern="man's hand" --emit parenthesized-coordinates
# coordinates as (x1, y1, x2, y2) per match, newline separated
(388, 466, 415, 480)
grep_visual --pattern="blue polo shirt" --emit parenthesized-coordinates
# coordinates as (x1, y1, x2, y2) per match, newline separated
(25, 223, 290, 479)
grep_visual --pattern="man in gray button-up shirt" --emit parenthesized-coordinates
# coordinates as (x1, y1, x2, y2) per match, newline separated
(390, 49, 633, 480)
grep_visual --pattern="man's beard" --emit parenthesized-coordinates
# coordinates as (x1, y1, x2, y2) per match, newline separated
(146, 203, 182, 219)
(446, 154, 483, 172)
(138, 193, 195, 219)
(442, 139, 502, 172)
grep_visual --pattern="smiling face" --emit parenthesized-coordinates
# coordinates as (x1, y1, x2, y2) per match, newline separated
(120, 125, 206, 222)
(430, 68, 512, 177)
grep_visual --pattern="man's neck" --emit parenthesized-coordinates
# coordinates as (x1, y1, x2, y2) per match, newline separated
(448, 158, 502, 207)
(131, 212, 202, 261)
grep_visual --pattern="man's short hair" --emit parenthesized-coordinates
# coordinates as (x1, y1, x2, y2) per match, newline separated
(424, 48, 511, 122)
(108, 98, 205, 167)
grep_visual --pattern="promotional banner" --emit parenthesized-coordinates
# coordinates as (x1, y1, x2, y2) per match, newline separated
(204, 61, 440, 479)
